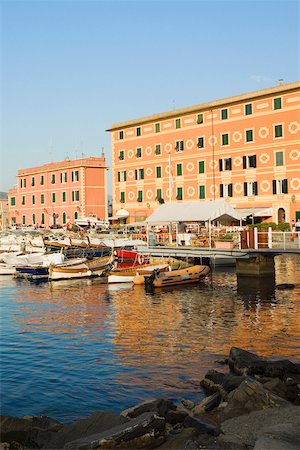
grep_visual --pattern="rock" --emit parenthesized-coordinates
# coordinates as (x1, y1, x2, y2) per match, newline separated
(183, 414, 220, 436)
(180, 400, 195, 411)
(44, 412, 129, 449)
(121, 398, 176, 419)
(276, 283, 295, 290)
(157, 428, 200, 449)
(220, 378, 290, 421)
(200, 370, 247, 398)
(262, 377, 288, 398)
(164, 409, 188, 426)
(229, 347, 300, 378)
(63, 412, 166, 449)
(254, 423, 300, 450)
(192, 393, 221, 415)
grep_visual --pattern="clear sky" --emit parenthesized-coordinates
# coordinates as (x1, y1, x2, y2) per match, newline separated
(1, 0, 299, 193)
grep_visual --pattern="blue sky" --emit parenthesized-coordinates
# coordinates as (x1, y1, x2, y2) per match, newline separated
(1, 0, 299, 193)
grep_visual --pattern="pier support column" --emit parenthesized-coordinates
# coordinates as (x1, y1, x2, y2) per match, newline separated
(236, 254, 275, 277)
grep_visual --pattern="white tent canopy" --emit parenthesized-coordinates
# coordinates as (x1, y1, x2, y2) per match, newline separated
(145, 199, 241, 224)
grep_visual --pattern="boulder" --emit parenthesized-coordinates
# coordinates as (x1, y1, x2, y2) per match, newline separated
(192, 393, 221, 415)
(121, 398, 176, 420)
(254, 423, 300, 450)
(183, 414, 220, 436)
(200, 370, 247, 398)
(63, 412, 166, 449)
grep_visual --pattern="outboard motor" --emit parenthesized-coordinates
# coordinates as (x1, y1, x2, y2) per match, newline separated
(144, 269, 160, 294)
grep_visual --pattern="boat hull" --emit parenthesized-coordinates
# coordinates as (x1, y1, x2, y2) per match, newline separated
(108, 263, 170, 284)
(145, 265, 210, 288)
(15, 266, 49, 280)
(49, 256, 113, 281)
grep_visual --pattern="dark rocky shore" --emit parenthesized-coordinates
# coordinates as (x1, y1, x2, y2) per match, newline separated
(1, 347, 300, 450)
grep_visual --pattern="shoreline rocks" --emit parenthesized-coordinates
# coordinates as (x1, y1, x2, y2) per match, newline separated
(1, 347, 299, 449)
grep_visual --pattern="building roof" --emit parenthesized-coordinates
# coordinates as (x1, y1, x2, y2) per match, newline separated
(145, 200, 241, 224)
(17, 156, 107, 176)
(107, 81, 300, 131)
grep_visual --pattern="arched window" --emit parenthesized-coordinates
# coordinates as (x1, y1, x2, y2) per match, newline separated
(74, 211, 78, 220)
(278, 208, 285, 224)
(32, 213, 36, 225)
(63, 212, 66, 224)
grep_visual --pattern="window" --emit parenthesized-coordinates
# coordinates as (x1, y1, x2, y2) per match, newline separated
(136, 147, 142, 158)
(120, 192, 125, 203)
(118, 171, 127, 182)
(52, 193, 56, 203)
(74, 211, 78, 220)
(135, 168, 144, 180)
(61, 172, 67, 183)
(222, 133, 229, 145)
(31, 177, 35, 186)
(221, 109, 228, 120)
(274, 124, 283, 138)
(197, 137, 204, 148)
(175, 140, 184, 152)
(155, 123, 160, 133)
(62, 192, 66, 202)
(41, 194, 45, 204)
(156, 166, 162, 178)
(32, 195, 35, 205)
(276, 151, 284, 166)
(155, 144, 161, 155)
(243, 155, 257, 169)
(197, 113, 204, 124)
(273, 179, 288, 194)
(119, 131, 124, 140)
(20, 179, 23, 188)
(176, 163, 182, 176)
(22, 216, 26, 225)
(198, 161, 205, 174)
(51, 174, 56, 184)
(32, 214, 36, 225)
(72, 190, 80, 201)
(245, 103, 252, 115)
(119, 150, 124, 160)
(72, 170, 79, 182)
(10, 197, 16, 206)
(274, 97, 282, 110)
(40, 175, 44, 185)
(244, 181, 258, 196)
(176, 187, 183, 200)
(137, 190, 143, 202)
(41, 213, 45, 225)
(22, 196, 25, 205)
(199, 185, 205, 199)
(220, 183, 233, 198)
(63, 212, 67, 224)
(136, 127, 141, 136)
(219, 158, 232, 171)
(246, 129, 253, 142)
(175, 118, 181, 129)
(156, 189, 162, 200)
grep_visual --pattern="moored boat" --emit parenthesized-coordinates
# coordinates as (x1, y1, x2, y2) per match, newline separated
(15, 265, 49, 280)
(49, 255, 113, 281)
(108, 262, 170, 284)
(144, 265, 210, 288)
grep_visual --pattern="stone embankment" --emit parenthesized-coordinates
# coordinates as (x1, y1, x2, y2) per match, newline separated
(1, 347, 299, 450)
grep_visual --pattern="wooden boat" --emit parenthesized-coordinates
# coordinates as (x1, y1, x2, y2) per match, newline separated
(114, 248, 150, 264)
(144, 265, 210, 288)
(0, 263, 17, 275)
(49, 255, 113, 281)
(15, 265, 49, 280)
(108, 263, 170, 284)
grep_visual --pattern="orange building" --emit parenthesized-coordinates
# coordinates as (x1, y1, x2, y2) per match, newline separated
(8, 156, 107, 228)
(108, 81, 300, 224)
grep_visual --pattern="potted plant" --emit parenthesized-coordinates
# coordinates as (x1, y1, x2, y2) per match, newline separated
(214, 233, 235, 249)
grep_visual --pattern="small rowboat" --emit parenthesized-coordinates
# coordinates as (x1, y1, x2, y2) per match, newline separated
(144, 265, 210, 288)
(108, 263, 170, 284)
(49, 255, 113, 281)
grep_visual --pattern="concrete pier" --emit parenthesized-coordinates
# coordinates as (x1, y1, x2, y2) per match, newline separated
(236, 253, 275, 277)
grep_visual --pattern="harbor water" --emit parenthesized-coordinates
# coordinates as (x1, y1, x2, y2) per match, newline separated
(1, 255, 299, 423)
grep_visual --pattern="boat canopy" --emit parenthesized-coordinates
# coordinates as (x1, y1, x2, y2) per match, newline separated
(145, 199, 241, 224)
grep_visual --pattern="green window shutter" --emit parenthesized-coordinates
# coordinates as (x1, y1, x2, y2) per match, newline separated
(274, 98, 282, 110)
(41, 213, 45, 225)
(155, 123, 160, 133)
(32, 214, 36, 225)
(176, 187, 183, 200)
(246, 130, 253, 141)
(10, 197, 16, 206)
(245, 104, 252, 115)
(199, 185, 205, 199)
(137, 191, 143, 202)
(120, 192, 125, 203)
(220, 184, 224, 198)
(244, 182, 248, 196)
(124, 171, 126, 182)
(62, 192, 66, 202)
(177, 164, 182, 176)
(41, 194, 44, 204)
(118, 172, 120, 182)
(136, 127, 141, 136)
(253, 182, 258, 196)
(141, 169, 144, 179)
(197, 113, 203, 124)
(275, 125, 283, 137)
(156, 189, 162, 199)
(198, 161, 205, 173)
(175, 118, 181, 129)
(156, 166, 161, 178)
(221, 109, 228, 120)
(276, 152, 284, 166)
(283, 179, 288, 194)
(32, 195, 35, 204)
(22, 215, 26, 225)
(222, 134, 229, 145)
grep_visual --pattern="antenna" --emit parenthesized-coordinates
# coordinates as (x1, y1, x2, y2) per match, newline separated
(101, 146, 105, 157)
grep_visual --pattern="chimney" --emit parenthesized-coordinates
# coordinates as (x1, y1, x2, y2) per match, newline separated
(279, 79, 284, 86)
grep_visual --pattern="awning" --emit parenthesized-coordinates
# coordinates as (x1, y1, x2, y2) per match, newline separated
(115, 209, 130, 219)
(253, 207, 273, 217)
(236, 207, 273, 218)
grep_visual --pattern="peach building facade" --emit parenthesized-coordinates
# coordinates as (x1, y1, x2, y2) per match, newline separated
(8, 156, 107, 228)
(109, 81, 300, 224)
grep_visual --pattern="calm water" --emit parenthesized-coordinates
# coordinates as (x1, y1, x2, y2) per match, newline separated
(1, 255, 299, 423)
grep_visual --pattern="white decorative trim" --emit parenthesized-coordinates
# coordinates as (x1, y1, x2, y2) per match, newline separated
(258, 127, 269, 139)
(288, 121, 300, 134)
(186, 139, 194, 150)
(286, 96, 300, 103)
(144, 126, 152, 132)
(165, 165, 172, 175)
(165, 143, 172, 152)
(146, 190, 154, 200)
(128, 191, 135, 201)
(128, 170, 134, 179)
(289, 149, 300, 160)
(184, 118, 194, 124)
(186, 162, 195, 172)
(145, 146, 152, 156)
(145, 168, 153, 176)
(234, 182, 243, 194)
(166, 188, 171, 198)
(209, 159, 218, 170)
(234, 156, 243, 167)
(207, 113, 217, 119)
(127, 149, 134, 159)
(232, 108, 241, 114)
(259, 153, 270, 164)
(208, 135, 217, 146)
(163, 123, 172, 128)
(260, 180, 271, 192)
(126, 131, 134, 136)
(187, 186, 195, 197)
(210, 184, 218, 195)
(290, 178, 300, 190)
(232, 131, 242, 142)
(257, 102, 269, 109)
